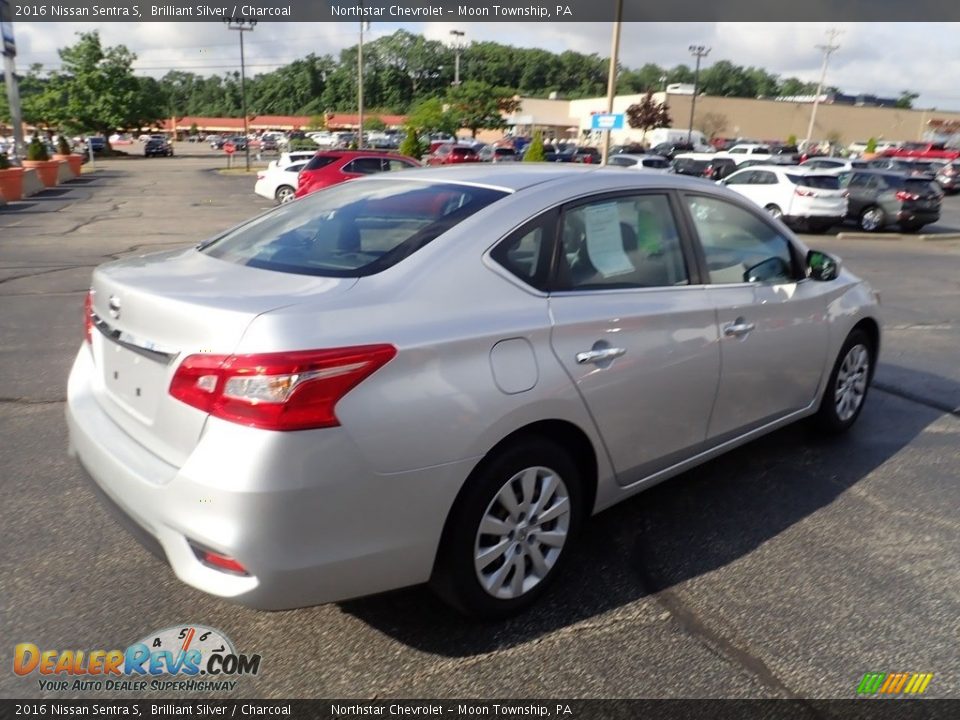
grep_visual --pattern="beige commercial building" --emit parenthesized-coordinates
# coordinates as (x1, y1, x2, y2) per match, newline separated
(504, 92, 960, 146)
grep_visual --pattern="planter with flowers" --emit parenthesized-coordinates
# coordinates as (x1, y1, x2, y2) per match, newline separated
(53, 135, 83, 176)
(0, 153, 25, 202)
(22, 135, 60, 188)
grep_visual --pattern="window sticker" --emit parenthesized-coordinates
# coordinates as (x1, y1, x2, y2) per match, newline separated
(582, 203, 634, 277)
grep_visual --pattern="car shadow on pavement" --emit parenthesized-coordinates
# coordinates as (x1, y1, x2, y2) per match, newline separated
(341, 365, 954, 656)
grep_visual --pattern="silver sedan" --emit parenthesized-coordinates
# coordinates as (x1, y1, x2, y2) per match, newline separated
(67, 165, 881, 618)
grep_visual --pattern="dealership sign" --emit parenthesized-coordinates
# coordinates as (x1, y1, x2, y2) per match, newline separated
(590, 113, 624, 130)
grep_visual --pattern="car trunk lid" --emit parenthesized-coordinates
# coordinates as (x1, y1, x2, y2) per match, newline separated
(88, 248, 356, 470)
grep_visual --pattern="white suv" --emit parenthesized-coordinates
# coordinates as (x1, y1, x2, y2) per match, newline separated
(720, 165, 848, 232)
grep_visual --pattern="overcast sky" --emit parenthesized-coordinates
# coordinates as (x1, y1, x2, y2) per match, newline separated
(9, 22, 960, 111)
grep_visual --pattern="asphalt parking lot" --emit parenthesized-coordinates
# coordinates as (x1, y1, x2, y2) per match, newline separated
(1, 155, 958, 700)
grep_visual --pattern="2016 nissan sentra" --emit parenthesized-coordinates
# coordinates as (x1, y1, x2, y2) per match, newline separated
(67, 166, 881, 618)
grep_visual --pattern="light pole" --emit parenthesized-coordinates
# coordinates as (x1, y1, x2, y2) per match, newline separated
(358, 21, 369, 149)
(804, 29, 841, 152)
(600, 0, 623, 166)
(450, 29, 465, 86)
(688, 45, 710, 146)
(225, 18, 256, 171)
(1, 0, 24, 161)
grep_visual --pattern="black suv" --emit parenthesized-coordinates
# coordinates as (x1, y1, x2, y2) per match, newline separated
(144, 137, 173, 157)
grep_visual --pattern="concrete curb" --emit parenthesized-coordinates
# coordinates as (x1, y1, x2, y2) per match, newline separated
(56, 160, 76, 183)
(836, 231, 960, 242)
(918, 232, 960, 241)
(835, 232, 903, 241)
(21, 169, 44, 198)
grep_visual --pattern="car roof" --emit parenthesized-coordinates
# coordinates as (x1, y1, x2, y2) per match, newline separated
(363, 163, 733, 193)
(730, 164, 822, 175)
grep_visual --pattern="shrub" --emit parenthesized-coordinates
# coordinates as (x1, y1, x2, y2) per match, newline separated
(57, 135, 71, 155)
(0, 153, 11, 170)
(786, 134, 798, 146)
(523, 130, 546, 162)
(865, 137, 878, 154)
(288, 139, 316, 151)
(26, 135, 50, 162)
(399, 125, 425, 159)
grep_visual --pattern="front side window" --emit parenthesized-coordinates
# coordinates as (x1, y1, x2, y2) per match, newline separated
(200, 180, 507, 277)
(685, 195, 798, 285)
(557, 194, 689, 290)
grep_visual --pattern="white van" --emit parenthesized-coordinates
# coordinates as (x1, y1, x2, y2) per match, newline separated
(644, 128, 710, 151)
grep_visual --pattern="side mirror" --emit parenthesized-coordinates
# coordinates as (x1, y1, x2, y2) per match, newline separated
(807, 250, 841, 281)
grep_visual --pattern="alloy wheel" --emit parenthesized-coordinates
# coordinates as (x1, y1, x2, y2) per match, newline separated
(835, 343, 870, 422)
(473, 466, 571, 600)
(861, 208, 883, 232)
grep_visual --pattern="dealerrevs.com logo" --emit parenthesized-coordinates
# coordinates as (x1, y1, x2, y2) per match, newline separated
(14, 625, 261, 693)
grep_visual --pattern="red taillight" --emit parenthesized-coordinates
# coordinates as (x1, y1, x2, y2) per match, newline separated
(84, 289, 95, 345)
(896, 190, 920, 201)
(169, 345, 397, 431)
(794, 187, 817, 197)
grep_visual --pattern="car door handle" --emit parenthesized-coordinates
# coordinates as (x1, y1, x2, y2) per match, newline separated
(723, 321, 756, 338)
(576, 347, 627, 364)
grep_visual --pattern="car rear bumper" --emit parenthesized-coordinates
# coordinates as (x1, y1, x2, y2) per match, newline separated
(897, 209, 939, 224)
(66, 346, 472, 610)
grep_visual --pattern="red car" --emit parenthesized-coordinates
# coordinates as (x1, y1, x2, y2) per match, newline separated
(425, 143, 480, 166)
(294, 151, 421, 199)
(883, 142, 960, 161)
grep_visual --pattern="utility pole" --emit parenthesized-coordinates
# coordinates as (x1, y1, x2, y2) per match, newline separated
(358, 21, 369, 149)
(600, 0, 623, 166)
(450, 29, 465, 86)
(225, 18, 256, 171)
(688, 45, 710, 146)
(804, 28, 841, 151)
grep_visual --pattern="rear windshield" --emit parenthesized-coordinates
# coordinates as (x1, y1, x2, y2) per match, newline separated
(642, 158, 669, 168)
(787, 174, 840, 189)
(905, 179, 939, 195)
(495, 148, 517, 156)
(303, 155, 337, 171)
(200, 179, 507, 277)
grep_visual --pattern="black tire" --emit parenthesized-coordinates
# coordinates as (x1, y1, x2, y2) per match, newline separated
(275, 185, 295, 204)
(764, 204, 783, 221)
(431, 436, 583, 619)
(814, 329, 874, 434)
(859, 206, 885, 232)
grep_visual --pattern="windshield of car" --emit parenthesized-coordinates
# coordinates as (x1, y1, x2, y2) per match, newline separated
(199, 180, 508, 277)
(787, 175, 841, 189)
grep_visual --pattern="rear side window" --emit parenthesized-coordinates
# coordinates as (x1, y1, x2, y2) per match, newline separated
(303, 155, 338, 171)
(200, 180, 507, 277)
(343, 157, 387, 174)
(452, 148, 476, 157)
(642, 158, 669, 169)
(787, 175, 840, 189)
(905, 179, 939, 195)
(490, 215, 555, 291)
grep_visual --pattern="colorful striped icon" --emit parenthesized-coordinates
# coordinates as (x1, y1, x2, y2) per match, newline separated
(857, 672, 933, 695)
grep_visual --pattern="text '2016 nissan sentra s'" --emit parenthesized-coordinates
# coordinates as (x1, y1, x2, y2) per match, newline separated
(67, 165, 881, 619)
